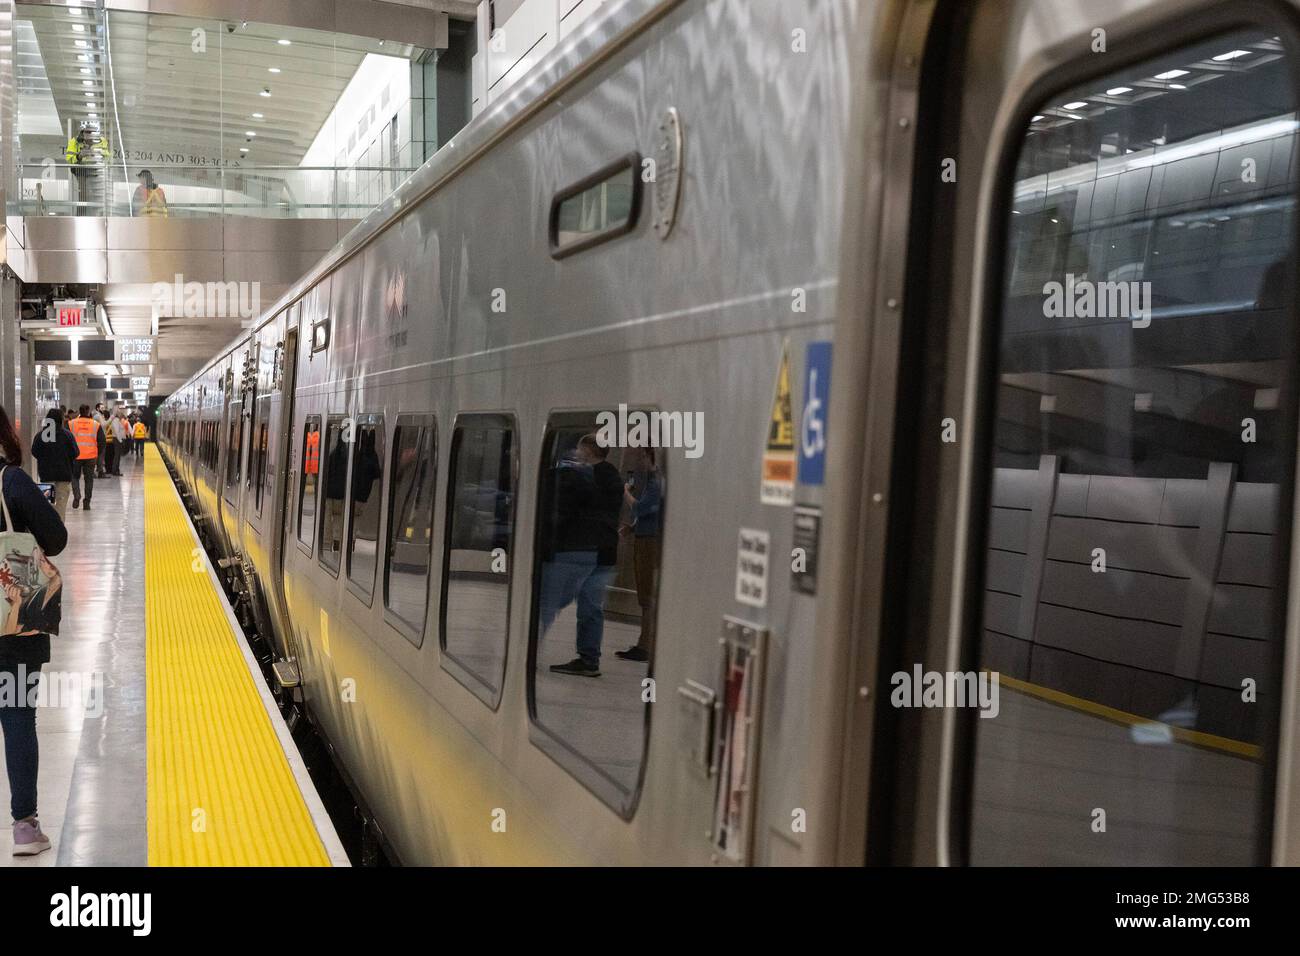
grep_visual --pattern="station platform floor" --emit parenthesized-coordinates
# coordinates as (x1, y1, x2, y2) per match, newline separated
(0, 445, 347, 866)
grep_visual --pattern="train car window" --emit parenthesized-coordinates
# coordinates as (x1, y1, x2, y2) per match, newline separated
(253, 396, 270, 515)
(318, 416, 348, 576)
(968, 29, 1299, 866)
(528, 412, 663, 815)
(346, 416, 386, 601)
(440, 414, 516, 704)
(224, 402, 243, 498)
(549, 155, 642, 259)
(298, 416, 322, 551)
(385, 414, 437, 644)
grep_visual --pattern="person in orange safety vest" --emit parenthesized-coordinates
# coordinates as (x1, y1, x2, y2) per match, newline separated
(69, 405, 103, 511)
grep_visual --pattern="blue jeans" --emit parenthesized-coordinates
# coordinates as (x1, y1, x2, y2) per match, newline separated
(0, 665, 40, 821)
(539, 552, 616, 666)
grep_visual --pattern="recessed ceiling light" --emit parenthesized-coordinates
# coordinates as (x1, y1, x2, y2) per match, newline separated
(77, 54, 89, 62)
(79, 67, 90, 74)
(1105, 86, 1132, 95)
(83, 91, 94, 98)
(82, 79, 93, 86)
(1154, 69, 1189, 80)
(1032, 114, 1044, 121)
(278, 38, 291, 46)
(1213, 49, 1250, 61)
(1063, 100, 1088, 110)
(74, 40, 87, 48)
(1170, 83, 1186, 90)
(87, 112, 98, 118)
(239, 147, 249, 153)
(71, 24, 85, 33)
(268, 67, 281, 74)
(260, 89, 271, 97)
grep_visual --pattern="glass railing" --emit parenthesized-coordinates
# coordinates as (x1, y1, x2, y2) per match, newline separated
(13, 163, 418, 219)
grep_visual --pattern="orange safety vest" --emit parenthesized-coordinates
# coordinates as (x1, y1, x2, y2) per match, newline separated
(71, 417, 99, 460)
(305, 429, 320, 475)
(134, 422, 147, 439)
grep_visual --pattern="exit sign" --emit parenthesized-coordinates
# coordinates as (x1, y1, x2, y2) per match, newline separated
(54, 300, 87, 327)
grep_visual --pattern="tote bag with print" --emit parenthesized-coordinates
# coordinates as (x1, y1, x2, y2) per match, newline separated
(0, 466, 62, 637)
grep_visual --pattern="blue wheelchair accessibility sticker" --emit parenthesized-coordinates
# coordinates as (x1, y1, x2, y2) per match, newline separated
(799, 341, 831, 486)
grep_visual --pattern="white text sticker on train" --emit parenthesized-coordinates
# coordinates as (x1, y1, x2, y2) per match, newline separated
(760, 343, 796, 506)
(735, 528, 771, 608)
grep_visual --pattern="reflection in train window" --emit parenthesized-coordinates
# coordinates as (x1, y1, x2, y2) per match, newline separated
(440, 414, 515, 703)
(550, 157, 640, 258)
(298, 416, 322, 550)
(385, 414, 437, 643)
(253, 396, 270, 515)
(528, 413, 663, 813)
(318, 416, 348, 576)
(346, 416, 385, 601)
(225, 402, 243, 499)
(969, 30, 1297, 865)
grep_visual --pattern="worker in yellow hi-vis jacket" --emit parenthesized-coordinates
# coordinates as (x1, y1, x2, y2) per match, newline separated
(64, 126, 111, 213)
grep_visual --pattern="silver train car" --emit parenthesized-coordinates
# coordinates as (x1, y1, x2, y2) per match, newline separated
(156, 0, 1300, 865)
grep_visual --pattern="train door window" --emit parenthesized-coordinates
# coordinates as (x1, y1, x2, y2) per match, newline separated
(967, 29, 1299, 865)
(346, 415, 386, 602)
(528, 412, 664, 815)
(298, 416, 322, 551)
(224, 402, 243, 499)
(440, 413, 516, 704)
(318, 416, 348, 576)
(384, 414, 437, 644)
(253, 396, 270, 515)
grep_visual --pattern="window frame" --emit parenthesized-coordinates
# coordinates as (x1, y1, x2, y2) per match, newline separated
(297, 414, 323, 555)
(524, 409, 661, 819)
(438, 411, 519, 709)
(223, 400, 243, 504)
(952, 8, 1300, 867)
(548, 153, 643, 259)
(383, 412, 438, 647)
(345, 412, 386, 607)
(316, 414, 349, 579)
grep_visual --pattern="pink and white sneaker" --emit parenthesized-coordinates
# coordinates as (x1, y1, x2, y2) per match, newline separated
(12, 818, 51, 856)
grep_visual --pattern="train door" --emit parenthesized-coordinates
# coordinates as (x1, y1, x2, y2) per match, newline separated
(860, 0, 1300, 865)
(267, 323, 301, 662)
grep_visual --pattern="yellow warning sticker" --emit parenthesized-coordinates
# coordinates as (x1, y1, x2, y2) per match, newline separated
(761, 342, 795, 506)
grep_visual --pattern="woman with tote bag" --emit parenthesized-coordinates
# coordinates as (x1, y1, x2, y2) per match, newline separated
(0, 407, 67, 856)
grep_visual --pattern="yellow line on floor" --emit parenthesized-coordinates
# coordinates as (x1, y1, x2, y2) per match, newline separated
(998, 673, 1261, 760)
(144, 446, 330, 866)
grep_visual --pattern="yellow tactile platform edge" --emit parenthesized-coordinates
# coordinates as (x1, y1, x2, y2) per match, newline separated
(144, 446, 331, 866)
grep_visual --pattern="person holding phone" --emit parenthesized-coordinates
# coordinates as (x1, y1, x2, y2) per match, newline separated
(30, 407, 78, 518)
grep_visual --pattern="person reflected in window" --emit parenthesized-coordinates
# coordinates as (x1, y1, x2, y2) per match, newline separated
(324, 428, 349, 556)
(615, 445, 661, 663)
(132, 169, 168, 218)
(541, 434, 623, 677)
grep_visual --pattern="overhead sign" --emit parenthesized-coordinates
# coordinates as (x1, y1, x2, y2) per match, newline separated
(133, 391, 149, 403)
(131, 377, 151, 390)
(115, 337, 155, 363)
(54, 300, 87, 327)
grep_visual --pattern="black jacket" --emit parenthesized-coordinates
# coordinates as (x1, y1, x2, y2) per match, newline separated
(31, 415, 79, 482)
(542, 458, 624, 565)
(0, 462, 68, 667)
